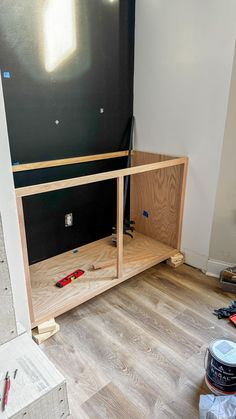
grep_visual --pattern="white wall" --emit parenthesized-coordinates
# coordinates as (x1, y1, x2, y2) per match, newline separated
(134, 0, 236, 270)
(0, 74, 30, 332)
(208, 46, 236, 273)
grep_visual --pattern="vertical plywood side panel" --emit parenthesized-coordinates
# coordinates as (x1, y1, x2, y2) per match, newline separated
(16, 197, 35, 324)
(131, 154, 187, 249)
(0, 214, 17, 345)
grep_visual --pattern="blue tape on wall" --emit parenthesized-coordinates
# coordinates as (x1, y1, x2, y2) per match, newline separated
(3, 71, 11, 79)
(143, 210, 149, 218)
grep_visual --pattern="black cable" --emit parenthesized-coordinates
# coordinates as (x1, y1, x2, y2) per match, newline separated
(123, 116, 135, 215)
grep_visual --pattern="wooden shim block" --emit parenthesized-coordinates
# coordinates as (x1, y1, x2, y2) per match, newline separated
(167, 252, 184, 268)
(170, 253, 184, 262)
(168, 252, 184, 261)
(37, 318, 56, 334)
(167, 260, 184, 268)
(33, 323, 60, 345)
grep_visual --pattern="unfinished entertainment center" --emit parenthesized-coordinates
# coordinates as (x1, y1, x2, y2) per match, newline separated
(14, 150, 188, 328)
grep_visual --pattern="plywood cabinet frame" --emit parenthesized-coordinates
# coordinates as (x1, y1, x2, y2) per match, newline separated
(14, 150, 188, 327)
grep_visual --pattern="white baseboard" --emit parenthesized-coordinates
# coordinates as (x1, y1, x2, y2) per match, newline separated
(206, 259, 235, 278)
(179, 249, 236, 278)
(182, 248, 208, 271)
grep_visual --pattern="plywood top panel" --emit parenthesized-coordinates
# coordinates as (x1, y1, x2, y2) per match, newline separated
(30, 232, 177, 326)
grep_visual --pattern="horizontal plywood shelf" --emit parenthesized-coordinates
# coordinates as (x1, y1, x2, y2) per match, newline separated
(30, 232, 177, 326)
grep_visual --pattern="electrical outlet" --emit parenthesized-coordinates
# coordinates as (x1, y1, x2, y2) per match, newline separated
(65, 213, 73, 227)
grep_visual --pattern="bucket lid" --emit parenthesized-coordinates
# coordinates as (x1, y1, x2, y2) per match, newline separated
(209, 338, 236, 366)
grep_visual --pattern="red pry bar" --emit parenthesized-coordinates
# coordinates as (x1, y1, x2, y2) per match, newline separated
(55, 269, 84, 288)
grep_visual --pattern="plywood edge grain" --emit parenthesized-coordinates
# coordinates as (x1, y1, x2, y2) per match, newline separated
(116, 177, 124, 279)
(176, 158, 189, 249)
(16, 197, 35, 324)
(133, 150, 175, 162)
(12, 150, 130, 172)
(133, 150, 188, 160)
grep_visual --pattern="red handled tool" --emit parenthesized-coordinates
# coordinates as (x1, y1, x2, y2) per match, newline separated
(55, 269, 84, 288)
(3, 371, 11, 411)
(230, 313, 236, 326)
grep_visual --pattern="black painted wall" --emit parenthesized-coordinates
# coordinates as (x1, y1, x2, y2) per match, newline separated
(1, 0, 135, 264)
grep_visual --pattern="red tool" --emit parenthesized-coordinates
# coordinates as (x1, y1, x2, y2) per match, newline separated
(3, 371, 11, 411)
(230, 313, 236, 326)
(55, 269, 84, 288)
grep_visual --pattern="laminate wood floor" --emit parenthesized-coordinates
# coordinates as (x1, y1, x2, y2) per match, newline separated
(41, 263, 236, 419)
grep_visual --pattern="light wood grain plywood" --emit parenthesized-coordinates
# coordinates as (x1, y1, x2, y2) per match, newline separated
(131, 152, 186, 249)
(30, 232, 177, 326)
(132, 150, 176, 164)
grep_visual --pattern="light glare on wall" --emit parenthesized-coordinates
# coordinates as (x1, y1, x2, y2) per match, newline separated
(43, 0, 77, 72)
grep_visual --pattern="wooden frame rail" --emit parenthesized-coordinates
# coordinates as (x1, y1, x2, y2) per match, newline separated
(12, 150, 130, 172)
(15, 157, 187, 197)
